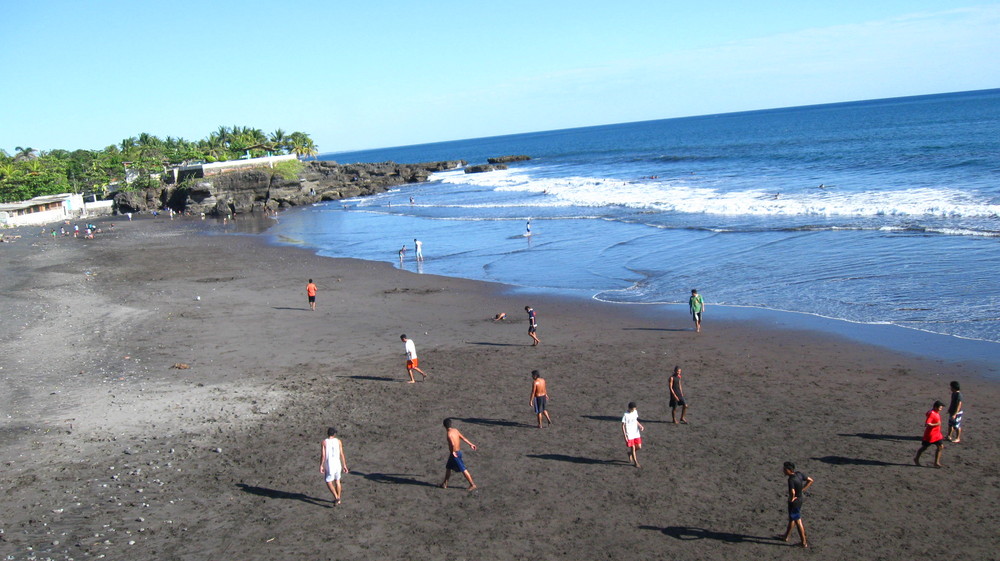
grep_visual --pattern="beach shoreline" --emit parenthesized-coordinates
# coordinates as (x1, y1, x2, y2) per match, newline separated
(1, 214, 997, 560)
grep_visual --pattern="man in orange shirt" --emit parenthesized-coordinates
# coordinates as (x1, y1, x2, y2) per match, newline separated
(306, 279, 318, 311)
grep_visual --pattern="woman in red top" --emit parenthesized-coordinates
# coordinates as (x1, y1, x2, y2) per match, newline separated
(914, 400, 945, 468)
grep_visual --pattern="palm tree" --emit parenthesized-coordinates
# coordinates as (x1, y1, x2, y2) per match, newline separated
(14, 146, 37, 161)
(288, 132, 318, 159)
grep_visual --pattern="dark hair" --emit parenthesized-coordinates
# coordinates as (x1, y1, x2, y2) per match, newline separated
(933, 400, 945, 408)
(525, 305, 531, 310)
(950, 381, 960, 390)
(691, 289, 698, 294)
(400, 334, 407, 340)
(783, 461, 795, 471)
(327, 427, 337, 437)
(532, 370, 540, 379)
(443, 418, 453, 428)
(627, 401, 637, 410)
(673, 366, 681, 374)
(309, 279, 313, 283)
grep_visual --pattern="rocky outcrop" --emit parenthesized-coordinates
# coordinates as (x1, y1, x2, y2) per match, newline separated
(113, 160, 466, 216)
(465, 164, 508, 174)
(487, 155, 531, 164)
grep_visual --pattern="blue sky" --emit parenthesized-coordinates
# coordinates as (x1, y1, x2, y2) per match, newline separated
(2, 1, 998, 154)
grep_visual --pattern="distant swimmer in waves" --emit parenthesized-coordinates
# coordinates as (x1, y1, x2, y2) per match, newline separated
(526, 219, 532, 237)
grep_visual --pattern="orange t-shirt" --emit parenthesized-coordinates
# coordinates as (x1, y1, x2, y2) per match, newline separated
(306, 283, 317, 297)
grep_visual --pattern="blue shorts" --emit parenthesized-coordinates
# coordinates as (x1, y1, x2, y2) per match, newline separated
(533, 396, 548, 414)
(788, 502, 802, 521)
(949, 411, 963, 429)
(446, 451, 467, 472)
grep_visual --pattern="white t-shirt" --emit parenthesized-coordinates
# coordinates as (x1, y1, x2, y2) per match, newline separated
(324, 437, 342, 473)
(415, 240, 423, 253)
(622, 410, 640, 440)
(404, 339, 417, 360)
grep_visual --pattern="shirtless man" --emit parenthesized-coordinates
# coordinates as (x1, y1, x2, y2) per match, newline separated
(529, 370, 552, 428)
(440, 418, 478, 491)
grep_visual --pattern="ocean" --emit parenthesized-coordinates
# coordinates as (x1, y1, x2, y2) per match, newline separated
(266, 89, 1000, 359)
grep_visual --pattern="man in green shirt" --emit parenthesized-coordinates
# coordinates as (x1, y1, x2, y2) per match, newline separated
(689, 289, 704, 333)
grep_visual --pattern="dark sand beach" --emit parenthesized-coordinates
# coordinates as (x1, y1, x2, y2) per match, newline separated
(1, 215, 998, 560)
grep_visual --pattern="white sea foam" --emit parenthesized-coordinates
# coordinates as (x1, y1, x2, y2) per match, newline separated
(433, 168, 1000, 219)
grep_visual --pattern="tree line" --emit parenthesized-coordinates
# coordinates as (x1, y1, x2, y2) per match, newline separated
(0, 126, 319, 203)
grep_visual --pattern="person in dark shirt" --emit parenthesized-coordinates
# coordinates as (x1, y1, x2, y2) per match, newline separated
(780, 461, 814, 548)
(947, 381, 964, 443)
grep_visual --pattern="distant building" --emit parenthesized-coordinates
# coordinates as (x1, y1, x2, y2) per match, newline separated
(168, 154, 297, 183)
(0, 193, 111, 227)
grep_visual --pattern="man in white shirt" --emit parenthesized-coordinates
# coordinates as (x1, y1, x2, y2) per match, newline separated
(400, 334, 427, 383)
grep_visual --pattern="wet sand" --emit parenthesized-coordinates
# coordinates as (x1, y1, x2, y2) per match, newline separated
(1, 215, 998, 560)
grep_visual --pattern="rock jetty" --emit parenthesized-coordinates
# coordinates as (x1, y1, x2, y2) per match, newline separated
(113, 160, 465, 216)
(487, 155, 531, 164)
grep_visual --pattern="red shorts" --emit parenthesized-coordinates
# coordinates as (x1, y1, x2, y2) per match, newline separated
(626, 437, 642, 448)
(407, 358, 419, 369)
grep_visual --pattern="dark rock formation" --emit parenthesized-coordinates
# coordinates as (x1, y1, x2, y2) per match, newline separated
(465, 164, 508, 174)
(112, 160, 466, 216)
(487, 155, 531, 164)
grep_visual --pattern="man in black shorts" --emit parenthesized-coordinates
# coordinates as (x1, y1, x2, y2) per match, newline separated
(668, 366, 688, 424)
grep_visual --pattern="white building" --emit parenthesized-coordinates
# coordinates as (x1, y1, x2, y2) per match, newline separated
(0, 193, 87, 227)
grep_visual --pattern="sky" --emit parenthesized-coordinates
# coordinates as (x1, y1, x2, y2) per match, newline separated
(2, 1, 998, 155)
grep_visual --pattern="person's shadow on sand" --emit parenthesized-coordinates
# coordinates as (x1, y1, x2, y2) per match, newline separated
(466, 341, 525, 347)
(271, 306, 311, 311)
(526, 453, 629, 466)
(638, 525, 782, 545)
(580, 415, 670, 425)
(458, 417, 535, 428)
(341, 375, 397, 382)
(838, 432, 921, 442)
(351, 471, 437, 487)
(235, 484, 330, 507)
(813, 455, 912, 467)
(622, 327, 689, 332)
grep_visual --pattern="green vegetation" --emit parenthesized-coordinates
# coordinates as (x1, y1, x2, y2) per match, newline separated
(0, 127, 319, 203)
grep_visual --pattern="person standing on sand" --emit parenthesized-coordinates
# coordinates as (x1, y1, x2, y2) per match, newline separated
(914, 400, 946, 467)
(414, 238, 423, 261)
(529, 370, 552, 428)
(947, 381, 964, 443)
(306, 279, 318, 311)
(525, 305, 540, 346)
(320, 427, 349, 505)
(689, 289, 704, 332)
(400, 334, 427, 383)
(441, 418, 477, 490)
(780, 461, 814, 548)
(668, 366, 688, 424)
(621, 402, 644, 468)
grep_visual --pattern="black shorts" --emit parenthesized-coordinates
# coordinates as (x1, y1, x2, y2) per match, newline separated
(308, 295, 316, 303)
(922, 438, 944, 446)
(670, 396, 686, 407)
(528, 325, 537, 333)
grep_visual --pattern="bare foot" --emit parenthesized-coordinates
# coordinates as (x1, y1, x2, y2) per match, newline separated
(672, 420, 679, 424)
(439, 483, 448, 489)
(933, 463, 943, 468)
(467, 485, 478, 491)
(407, 380, 416, 384)
(680, 420, 689, 424)
(951, 439, 961, 443)
(913, 457, 920, 466)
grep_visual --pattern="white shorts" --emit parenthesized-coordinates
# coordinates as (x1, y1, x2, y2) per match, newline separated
(325, 469, 342, 482)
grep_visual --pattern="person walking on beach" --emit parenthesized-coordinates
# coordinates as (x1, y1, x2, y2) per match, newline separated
(780, 461, 814, 548)
(914, 400, 946, 467)
(320, 427, 349, 505)
(400, 334, 427, 383)
(414, 238, 423, 261)
(668, 366, 688, 424)
(947, 381, 964, 443)
(306, 279, 318, 311)
(440, 418, 478, 491)
(529, 370, 552, 428)
(689, 289, 704, 332)
(525, 305, 540, 346)
(621, 402, 644, 468)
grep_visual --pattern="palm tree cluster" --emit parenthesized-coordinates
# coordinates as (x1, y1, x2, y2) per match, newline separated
(1, 127, 319, 203)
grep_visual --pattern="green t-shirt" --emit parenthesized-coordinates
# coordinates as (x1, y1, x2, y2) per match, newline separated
(689, 294, 703, 313)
